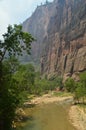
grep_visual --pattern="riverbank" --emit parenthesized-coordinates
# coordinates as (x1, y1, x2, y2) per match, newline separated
(69, 105, 86, 130)
(25, 92, 86, 130)
(17, 92, 86, 130)
(30, 93, 73, 104)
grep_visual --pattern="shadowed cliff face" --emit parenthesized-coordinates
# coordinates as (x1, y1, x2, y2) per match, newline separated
(23, 0, 86, 79)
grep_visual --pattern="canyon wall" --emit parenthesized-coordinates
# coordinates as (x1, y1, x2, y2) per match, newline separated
(23, 0, 86, 79)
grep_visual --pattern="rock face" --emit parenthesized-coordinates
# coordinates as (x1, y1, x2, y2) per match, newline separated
(22, 2, 56, 64)
(23, 0, 86, 79)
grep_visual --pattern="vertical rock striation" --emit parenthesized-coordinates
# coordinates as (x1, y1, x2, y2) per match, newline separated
(23, 0, 86, 79)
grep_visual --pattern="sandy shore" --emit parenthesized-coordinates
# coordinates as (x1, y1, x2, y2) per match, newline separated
(69, 105, 86, 130)
(25, 93, 86, 130)
(30, 93, 73, 104)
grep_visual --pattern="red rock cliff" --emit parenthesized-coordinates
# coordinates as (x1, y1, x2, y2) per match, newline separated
(23, 0, 86, 79)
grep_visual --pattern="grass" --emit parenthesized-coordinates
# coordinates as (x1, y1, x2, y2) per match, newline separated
(52, 91, 72, 97)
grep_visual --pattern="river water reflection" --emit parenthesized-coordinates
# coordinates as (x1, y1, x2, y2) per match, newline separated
(18, 103, 76, 130)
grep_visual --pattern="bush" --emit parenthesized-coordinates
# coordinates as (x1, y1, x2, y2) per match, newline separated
(64, 72, 86, 104)
(64, 78, 76, 92)
(74, 72, 86, 104)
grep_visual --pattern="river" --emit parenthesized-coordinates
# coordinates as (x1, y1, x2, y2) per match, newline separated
(17, 102, 76, 130)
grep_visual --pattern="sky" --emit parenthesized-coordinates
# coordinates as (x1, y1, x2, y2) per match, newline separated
(0, 0, 53, 38)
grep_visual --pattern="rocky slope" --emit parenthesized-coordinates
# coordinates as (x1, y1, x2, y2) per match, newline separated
(23, 0, 86, 80)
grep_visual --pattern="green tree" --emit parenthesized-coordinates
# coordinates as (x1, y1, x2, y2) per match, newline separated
(80, 72, 86, 103)
(0, 25, 34, 130)
(74, 72, 86, 104)
(64, 78, 76, 92)
(80, 72, 86, 89)
(13, 64, 35, 93)
(55, 76, 63, 90)
(0, 61, 20, 129)
(74, 82, 86, 104)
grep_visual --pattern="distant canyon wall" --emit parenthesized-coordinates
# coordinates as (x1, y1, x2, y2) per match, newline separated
(23, 0, 86, 80)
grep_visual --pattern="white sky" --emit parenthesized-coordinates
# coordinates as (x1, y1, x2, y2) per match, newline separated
(0, 0, 53, 38)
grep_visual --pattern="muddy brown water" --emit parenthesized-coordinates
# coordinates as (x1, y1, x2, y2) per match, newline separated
(17, 102, 76, 130)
